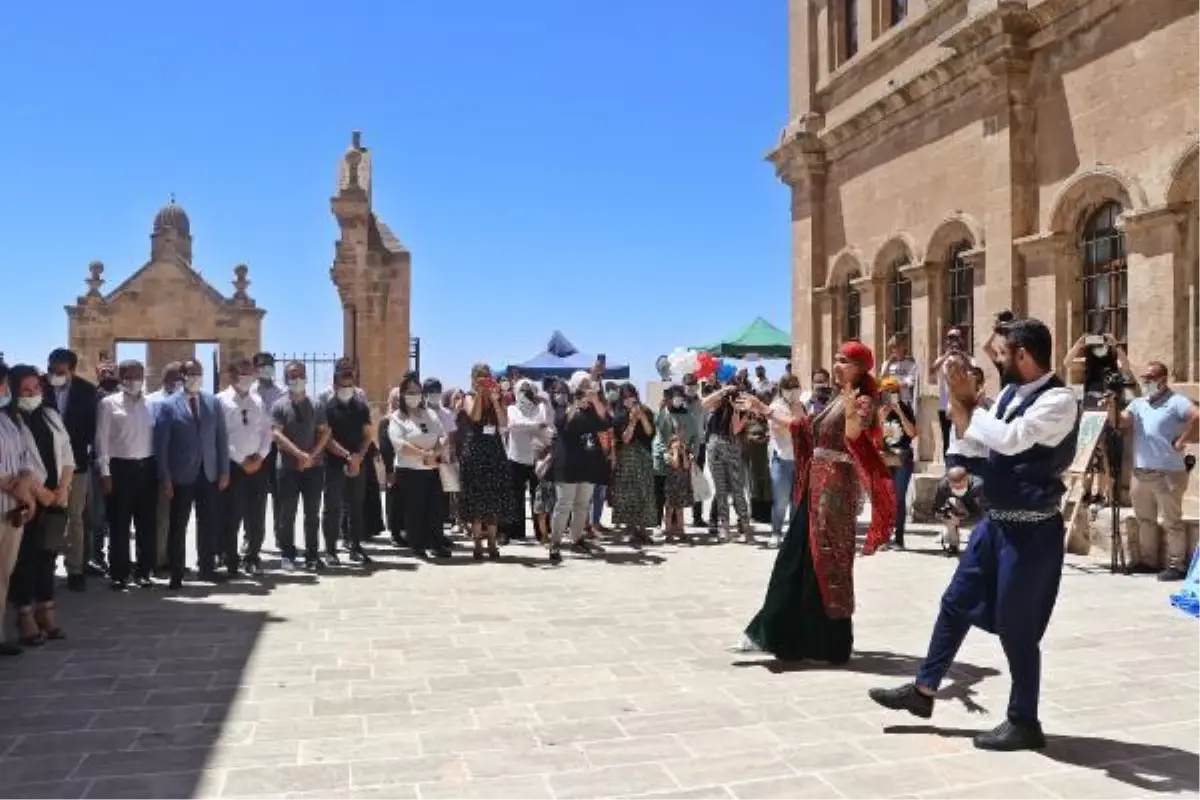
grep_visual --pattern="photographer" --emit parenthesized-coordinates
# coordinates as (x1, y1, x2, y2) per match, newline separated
(701, 382, 751, 541)
(931, 465, 985, 556)
(801, 368, 834, 416)
(928, 328, 975, 457)
(1064, 332, 1133, 411)
(877, 376, 917, 549)
(1109, 361, 1199, 581)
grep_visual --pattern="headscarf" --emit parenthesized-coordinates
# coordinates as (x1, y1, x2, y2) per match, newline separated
(568, 371, 591, 394)
(839, 340, 875, 372)
(835, 341, 895, 555)
(515, 378, 539, 412)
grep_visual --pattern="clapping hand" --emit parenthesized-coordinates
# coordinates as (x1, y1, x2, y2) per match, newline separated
(946, 359, 977, 410)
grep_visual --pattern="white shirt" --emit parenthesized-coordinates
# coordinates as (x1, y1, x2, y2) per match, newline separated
(252, 380, 286, 418)
(96, 391, 155, 476)
(955, 373, 1076, 459)
(768, 398, 797, 461)
(505, 399, 552, 465)
(0, 413, 39, 516)
(218, 387, 273, 464)
(388, 408, 445, 471)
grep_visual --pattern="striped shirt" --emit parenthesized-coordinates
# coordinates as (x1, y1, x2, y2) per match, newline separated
(0, 412, 37, 517)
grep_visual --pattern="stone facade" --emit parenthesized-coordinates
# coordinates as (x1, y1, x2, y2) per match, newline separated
(65, 201, 265, 390)
(330, 131, 412, 406)
(772, 0, 1199, 465)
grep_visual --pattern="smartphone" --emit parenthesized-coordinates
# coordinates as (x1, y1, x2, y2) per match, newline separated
(1085, 335, 1105, 346)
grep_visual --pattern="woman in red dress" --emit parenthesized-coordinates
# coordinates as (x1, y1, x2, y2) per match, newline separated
(731, 341, 896, 664)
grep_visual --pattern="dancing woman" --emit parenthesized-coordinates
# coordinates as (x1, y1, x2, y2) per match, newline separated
(731, 341, 896, 664)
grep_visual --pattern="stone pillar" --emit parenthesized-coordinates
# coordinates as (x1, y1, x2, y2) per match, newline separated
(789, 0, 820, 116)
(1014, 232, 1073, 378)
(1119, 206, 1185, 369)
(902, 263, 936, 461)
(146, 341, 195, 392)
(852, 275, 881, 356)
(980, 52, 1036, 325)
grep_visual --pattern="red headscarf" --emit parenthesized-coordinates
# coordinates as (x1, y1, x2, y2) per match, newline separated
(839, 340, 875, 373)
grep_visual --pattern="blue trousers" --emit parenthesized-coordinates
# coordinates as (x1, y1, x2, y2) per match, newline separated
(915, 514, 1064, 725)
(769, 454, 796, 537)
(890, 454, 914, 546)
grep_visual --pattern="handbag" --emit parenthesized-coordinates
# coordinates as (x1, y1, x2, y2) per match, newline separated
(438, 462, 461, 492)
(38, 506, 69, 552)
(691, 463, 714, 503)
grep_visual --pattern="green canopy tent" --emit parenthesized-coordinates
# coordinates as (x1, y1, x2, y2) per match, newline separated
(693, 317, 792, 359)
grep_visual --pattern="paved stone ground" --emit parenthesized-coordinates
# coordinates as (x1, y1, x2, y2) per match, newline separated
(0, 509, 1196, 799)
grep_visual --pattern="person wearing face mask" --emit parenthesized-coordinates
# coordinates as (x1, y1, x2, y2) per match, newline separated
(251, 352, 285, 549)
(388, 375, 452, 560)
(272, 361, 331, 571)
(502, 379, 551, 544)
(880, 334, 919, 406)
(378, 387, 405, 546)
(156, 359, 230, 587)
(611, 383, 657, 545)
(549, 372, 613, 561)
(7, 364, 74, 646)
(319, 359, 375, 566)
(40, 348, 98, 592)
(652, 385, 701, 532)
(423, 379, 460, 534)
(217, 357, 273, 576)
(679, 374, 707, 527)
(86, 362, 118, 579)
(145, 360, 183, 576)
(929, 328, 977, 459)
(932, 466, 985, 555)
(766, 374, 804, 549)
(459, 364, 511, 560)
(876, 376, 918, 550)
(1112, 361, 1199, 581)
(700, 380, 752, 542)
(96, 360, 158, 590)
(801, 368, 834, 416)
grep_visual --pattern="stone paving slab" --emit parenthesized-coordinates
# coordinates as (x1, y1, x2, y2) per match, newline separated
(0, 510, 1196, 799)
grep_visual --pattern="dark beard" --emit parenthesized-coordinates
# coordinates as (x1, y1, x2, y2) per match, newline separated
(1002, 364, 1021, 386)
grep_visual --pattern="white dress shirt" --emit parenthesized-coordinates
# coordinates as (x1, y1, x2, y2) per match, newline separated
(956, 373, 1077, 458)
(96, 391, 155, 476)
(0, 413, 39, 517)
(388, 408, 446, 471)
(218, 387, 274, 464)
(505, 399, 551, 465)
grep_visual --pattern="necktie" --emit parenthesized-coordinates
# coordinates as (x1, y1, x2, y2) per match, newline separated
(189, 396, 200, 426)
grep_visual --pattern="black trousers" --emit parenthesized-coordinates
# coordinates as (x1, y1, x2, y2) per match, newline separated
(323, 464, 365, 552)
(169, 476, 221, 578)
(400, 468, 448, 552)
(277, 467, 322, 560)
(9, 514, 55, 607)
(386, 472, 404, 537)
(223, 460, 268, 566)
(938, 410, 952, 456)
(653, 474, 668, 527)
(107, 457, 158, 582)
(693, 443, 707, 524)
(503, 460, 538, 539)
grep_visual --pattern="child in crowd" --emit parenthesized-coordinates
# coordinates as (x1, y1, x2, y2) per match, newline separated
(532, 441, 556, 544)
(663, 435, 694, 543)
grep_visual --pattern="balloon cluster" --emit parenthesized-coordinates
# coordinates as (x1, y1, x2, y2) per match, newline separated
(664, 348, 736, 383)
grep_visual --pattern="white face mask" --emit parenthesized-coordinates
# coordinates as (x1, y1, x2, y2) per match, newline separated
(17, 396, 41, 413)
(425, 394, 441, 408)
(288, 378, 307, 395)
(950, 484, 969, 497)
(336, 387, 355, 402)
(783, 389, 799, 403)
(48, 373, 68, 388)
(0, 393, 8, 409)
(123, 379, 144, 397)
(257, 366, 275, 381)
(1142, 380, 1161, 396)
(670, 397, 686, 409)
(403, 394, 422, 409)
(236, 376, 255, 394)
(184, 376, 203, 394)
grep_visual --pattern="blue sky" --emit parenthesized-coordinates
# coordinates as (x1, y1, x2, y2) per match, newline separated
(0, 1, 790, 388)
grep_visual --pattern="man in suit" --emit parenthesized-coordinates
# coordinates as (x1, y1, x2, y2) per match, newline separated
(43, 348, 99, 592)
(155, 358, 229, 589)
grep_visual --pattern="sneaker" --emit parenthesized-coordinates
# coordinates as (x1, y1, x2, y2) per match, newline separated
(570, 539, 605, 557)
(280, 557, 297, 572)
(548, 548, 562, 565)
(244, 559, 263, 577)
(1158, 566, 1186, 582)
(134, 576, 153, 589)
(767, 533, 780, 549)
(726, 636, 763, 654)
(349, 548, 373, 566)
(109, 579, 127, 592)
(325, 550, 341, 566)
(305, 556, 327, 572)
(867, 683, 935, 719)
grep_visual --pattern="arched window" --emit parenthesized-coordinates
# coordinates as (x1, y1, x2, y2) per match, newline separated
(843, 270, 862, 341)
(1080, 201, 1127, 346)
(947, 243, 974, 348)
(888, 261, 911, 336)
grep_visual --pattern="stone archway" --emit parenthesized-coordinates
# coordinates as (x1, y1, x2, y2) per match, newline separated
(65, 202, 265, 388)
(1165, 142, 1199, 380)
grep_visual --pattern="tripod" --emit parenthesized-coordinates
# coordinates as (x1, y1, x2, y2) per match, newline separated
(1101, 424, 1129, 575)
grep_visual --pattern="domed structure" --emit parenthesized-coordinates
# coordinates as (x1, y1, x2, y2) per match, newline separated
(152, 198, 190, 237)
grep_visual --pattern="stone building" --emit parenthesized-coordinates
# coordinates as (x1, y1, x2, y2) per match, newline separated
(770, 0, 1198, 463)
(65, 200, 265, 390)
(329, 131, 413, 406)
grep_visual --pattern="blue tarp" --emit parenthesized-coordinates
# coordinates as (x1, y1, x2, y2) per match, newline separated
(512, 331, 630, 380)
(1170, 548, 1199, 619)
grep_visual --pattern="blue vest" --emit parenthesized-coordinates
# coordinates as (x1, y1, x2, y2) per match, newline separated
(980, 375, 1079, 511)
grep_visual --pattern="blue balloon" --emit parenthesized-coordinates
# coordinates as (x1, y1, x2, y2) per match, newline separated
(716, 362, 737, 382)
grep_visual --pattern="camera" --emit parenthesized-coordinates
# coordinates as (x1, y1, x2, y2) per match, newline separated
(1102, 368, 1133, 395)
(993, 309, 1015, 333)
(938, 496, 968, 520)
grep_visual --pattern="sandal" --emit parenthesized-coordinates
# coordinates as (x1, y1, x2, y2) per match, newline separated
(36, 602, 66, 641)
(16, 609, 45, 647)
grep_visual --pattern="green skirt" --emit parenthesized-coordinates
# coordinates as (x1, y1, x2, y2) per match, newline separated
(744, 496, 853, 664)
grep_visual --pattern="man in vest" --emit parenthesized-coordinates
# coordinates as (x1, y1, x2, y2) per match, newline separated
(868, 318, 1080, 751)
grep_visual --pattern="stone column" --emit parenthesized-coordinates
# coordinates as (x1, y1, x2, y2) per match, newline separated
(1119, 206, 1185, 369)
(788, 0, 820, 116)
(1014, 232, 1073, 378)
(852, 274, 882, 356)
(901, 262, 936, 461)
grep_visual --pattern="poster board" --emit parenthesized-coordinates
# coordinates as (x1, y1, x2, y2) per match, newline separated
(1068, 410, 1108, 474)
(1062, 409, 1108, 555)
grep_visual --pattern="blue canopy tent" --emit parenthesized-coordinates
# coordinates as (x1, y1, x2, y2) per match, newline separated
(513, 331, 630, 380)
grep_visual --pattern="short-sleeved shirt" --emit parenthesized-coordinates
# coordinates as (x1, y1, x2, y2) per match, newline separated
(388, 409, 445, 471)
(323, 395, 371, 467)
(271, 394, 323, 472)
(1129, 391, 1195, 471)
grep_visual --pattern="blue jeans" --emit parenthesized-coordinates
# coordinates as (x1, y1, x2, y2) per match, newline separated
(591, 484, 606, 525)
(770, 454, 796, 537)
(891, 453, 914, 547)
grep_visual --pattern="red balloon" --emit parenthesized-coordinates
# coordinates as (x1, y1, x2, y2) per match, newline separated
(695, 352, 716, 379)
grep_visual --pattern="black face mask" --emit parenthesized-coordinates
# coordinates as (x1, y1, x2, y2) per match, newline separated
(99, 378, 119, 392)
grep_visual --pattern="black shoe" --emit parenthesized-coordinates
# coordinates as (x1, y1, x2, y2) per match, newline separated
(167, 577, 183, 591)
(325, 550, 341, 566)
(67, 574, 86, 592)
(867, 683, 934, 719)
(1158, 566, 1186, 581)
(109, 579, 128, 592)
(973, 719, 1046, 751)
(244, 559, 263, 577)
(305, 556, 327, 573)
(0, 641, 22, 656)
(134, 576, 153, 589)
(197, 569, 226, 584)
(85, 559, 107, 577)
(473, 542, 484, 562)
(570, 539, 606, 557)
(548, 548, 562, 565)
(945, 545, 960, 556)
(349, 548, 373, 565)
(497, 532, 511, 546)
(432, 547, 453, 559)
(412, 549, 430, 561)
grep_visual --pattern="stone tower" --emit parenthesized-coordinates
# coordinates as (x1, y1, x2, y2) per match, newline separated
(330, 131, 412, 405)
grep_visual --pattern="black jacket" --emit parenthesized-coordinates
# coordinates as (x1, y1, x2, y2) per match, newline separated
(42, 375, 99, 472)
